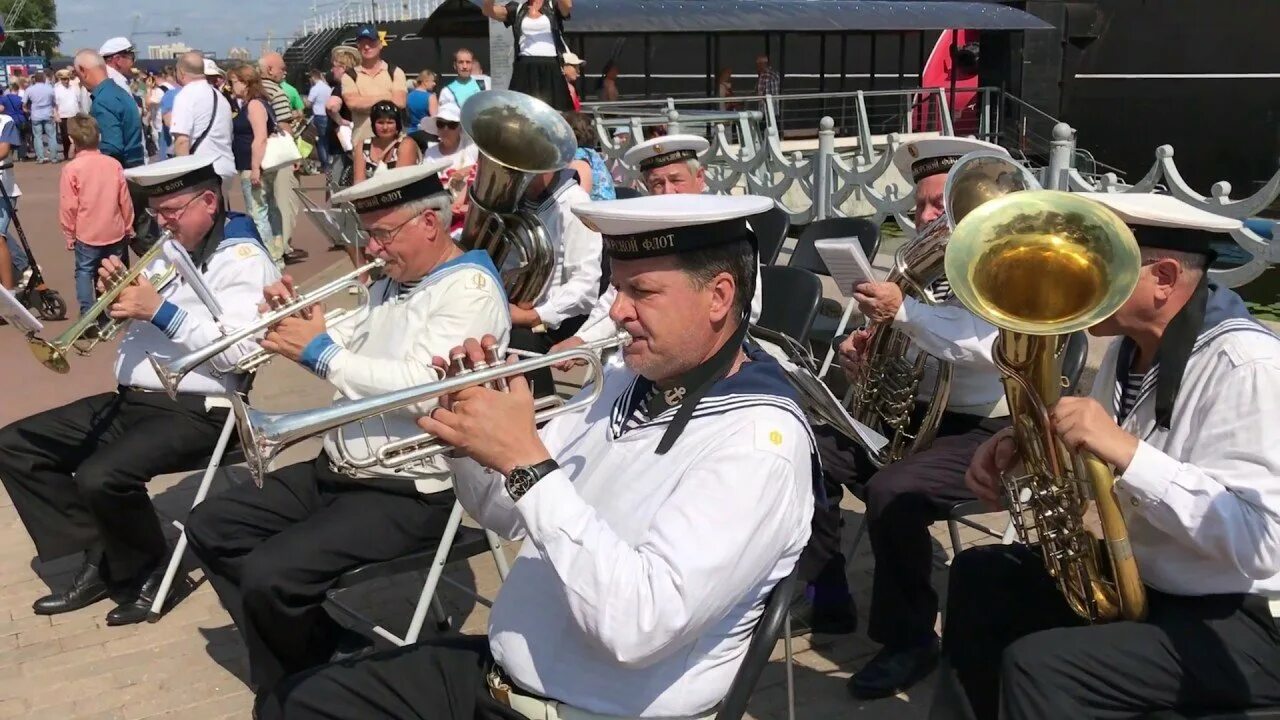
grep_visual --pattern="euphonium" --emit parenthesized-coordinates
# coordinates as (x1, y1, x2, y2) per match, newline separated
(945, 190, 1146, 623)
(28, 237, 177, 373)
(459, 90, 577, 306)
(848, 151, 1039, 466)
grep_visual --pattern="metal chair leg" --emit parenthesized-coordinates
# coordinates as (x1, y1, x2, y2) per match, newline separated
(400, 501, 465, 646)
(784, 613, 796, 720)
(818, 298, 857, 379)
(149, 411, 238, 622)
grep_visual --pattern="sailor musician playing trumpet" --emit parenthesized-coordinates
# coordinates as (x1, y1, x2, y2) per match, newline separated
(256, 193, 816, 720)
(185, 159, 512, 695)
(0, 155, 279, 627)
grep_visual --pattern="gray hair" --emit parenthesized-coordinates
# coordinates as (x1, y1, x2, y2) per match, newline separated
(1141, 246, 1208, 273)
(399, 193, 453, 231)
(73, 49, 105, 70)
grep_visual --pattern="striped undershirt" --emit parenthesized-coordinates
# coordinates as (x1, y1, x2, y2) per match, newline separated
(1118, 371, 1145, 420)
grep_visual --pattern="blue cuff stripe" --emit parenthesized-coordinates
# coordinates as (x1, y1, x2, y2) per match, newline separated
(300, 333, 339, 377)
(150, 301, 185, 338)
(316, 343, 342, 376)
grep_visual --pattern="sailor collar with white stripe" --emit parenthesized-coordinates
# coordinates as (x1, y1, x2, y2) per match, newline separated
(1081, 192, 1247, 429)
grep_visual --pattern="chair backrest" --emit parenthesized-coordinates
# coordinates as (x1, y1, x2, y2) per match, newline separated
(757, 265, 823, 345)
(1062, 331, 1090, 395)
(750, 205, 791, 267)
(788, 217, 880, 279)
(716, 567, 800, 720)
(614, 185, 643, 200)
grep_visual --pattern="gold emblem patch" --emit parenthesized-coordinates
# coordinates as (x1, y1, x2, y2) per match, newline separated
(769, 430, 783, 446)
(907, 144, 919, 159)
(236, 245, 257, 259)
(469, 272, 487, 290)
(663, 386, 686, 405)
(653, 144, 664, 154)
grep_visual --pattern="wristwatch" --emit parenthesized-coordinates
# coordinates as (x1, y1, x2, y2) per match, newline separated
(505, 459, 560, 501)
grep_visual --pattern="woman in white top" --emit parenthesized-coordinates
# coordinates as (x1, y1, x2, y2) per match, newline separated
(420, 103, 480, 236)
(482, 0, 575, 110)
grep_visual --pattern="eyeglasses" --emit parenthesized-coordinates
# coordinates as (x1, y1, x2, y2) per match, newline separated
(147, 194, 202, 222)
(436, 120, 459, 130)
(366, 213, 422, 244)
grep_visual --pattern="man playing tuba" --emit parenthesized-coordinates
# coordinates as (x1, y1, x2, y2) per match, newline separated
(935, 194, 1280, 720)
(799, 137, 1015, 699)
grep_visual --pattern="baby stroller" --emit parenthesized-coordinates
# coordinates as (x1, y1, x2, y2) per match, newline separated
(0, 176, 67, 321)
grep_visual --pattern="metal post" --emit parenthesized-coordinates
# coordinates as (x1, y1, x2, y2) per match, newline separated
(667, 109, 683, 135)
(814, 116, 835, 221)
(1045, 122, 1076, 191)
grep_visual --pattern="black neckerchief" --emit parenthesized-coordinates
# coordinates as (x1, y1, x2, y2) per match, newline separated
(1114, 273, 1210, 430)
(190, 203, 228, 271)
(652, 316, 751, 454)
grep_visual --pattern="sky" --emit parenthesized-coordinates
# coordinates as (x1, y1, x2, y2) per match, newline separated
(55, 0, 306, 59)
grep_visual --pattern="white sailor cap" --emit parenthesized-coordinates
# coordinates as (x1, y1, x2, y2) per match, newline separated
(574, 194, 773, 261)
(1078, 192, 1240, 256)
(623, 134, 710, 172)
(99, 37, 134, 57)
(124, 155, 220, 199)
(203, 59, 224, 77)
(331, 158, 454, 214)
(892, 136, 1008, 184)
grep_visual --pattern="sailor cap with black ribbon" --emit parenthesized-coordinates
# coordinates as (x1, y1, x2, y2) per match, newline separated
(892, 136, 1008, 184)
(573, 193, 774, 454)
(1076, 191, 1241, 258)
(1080, 192, 1243, 431)
(124, 155, 222, 199)
(573, 193, 773, 261)
(622, 134, 710, 173)
(330, 159, 454, 214)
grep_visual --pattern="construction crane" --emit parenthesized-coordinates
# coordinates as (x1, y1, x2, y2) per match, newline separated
(245, 32, 283, 57)
(129, 12, 182, 39)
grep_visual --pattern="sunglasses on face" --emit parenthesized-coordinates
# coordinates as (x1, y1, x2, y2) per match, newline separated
(436, 120, 459, 130)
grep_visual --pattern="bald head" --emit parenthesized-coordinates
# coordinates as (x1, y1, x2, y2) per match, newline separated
(259, 52, 285, 82)
(177, 51, 205, 84)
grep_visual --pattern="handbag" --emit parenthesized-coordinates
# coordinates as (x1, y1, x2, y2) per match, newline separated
(262, 130, 302, 172)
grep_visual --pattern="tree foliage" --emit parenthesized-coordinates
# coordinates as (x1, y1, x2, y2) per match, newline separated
(0, 0, 59, 58)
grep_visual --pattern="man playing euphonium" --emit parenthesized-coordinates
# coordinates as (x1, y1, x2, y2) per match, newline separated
(256, 193, 816, 720)
(185, 160, 512, 694)
(934, 193, 1280, 720)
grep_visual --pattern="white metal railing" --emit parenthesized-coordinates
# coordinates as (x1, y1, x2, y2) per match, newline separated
(300, 0, 442, 34)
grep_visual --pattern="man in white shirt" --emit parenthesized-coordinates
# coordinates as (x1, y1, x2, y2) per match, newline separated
(99, 36, 137, 93)
(169, 52, 235, 191)
(185, 161, 512, 694)
(505, 164, 603, 396)
(553, 134, 764, 362)
(801, 137, 1014, 699)
(256, 193, 816, 720)
(936, 193, 1280, 720)
(0, 156, 279, 627)
(53, 70, 81, 160)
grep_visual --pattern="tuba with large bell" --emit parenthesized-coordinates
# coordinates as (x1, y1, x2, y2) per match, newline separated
(945, 190, 1147, 623)
(847, 151, 1039, 466)
(459, 90, 578, 306)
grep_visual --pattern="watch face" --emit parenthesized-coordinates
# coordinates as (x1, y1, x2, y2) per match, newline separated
(510, 467, 535, 486)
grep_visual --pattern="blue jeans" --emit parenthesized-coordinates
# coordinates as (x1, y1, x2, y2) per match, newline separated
(31, 119, 56, 162)
(0, 194, 28, 276)
(73, 240, 129, 315)
(311, 116, 330, 170)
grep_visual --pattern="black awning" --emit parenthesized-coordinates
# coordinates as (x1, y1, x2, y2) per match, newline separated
(463, 0, 1054, 34)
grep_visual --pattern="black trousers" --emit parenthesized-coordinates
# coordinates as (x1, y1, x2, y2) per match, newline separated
(934, 544, 1280, 720)
(257, 634, 524, 720)
(0, 388, 227, 588)
(58, 118, 70, 159)
(508, 315, 587, 398)
(803, 411, 1006, 646)
(184, 454, 455, 692)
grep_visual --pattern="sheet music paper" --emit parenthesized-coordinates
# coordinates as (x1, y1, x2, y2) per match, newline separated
(162, 239, 224, 318)
(297, 190, 366, 249)
(815, 237, 881, 293)
(0, 285, 43, 335)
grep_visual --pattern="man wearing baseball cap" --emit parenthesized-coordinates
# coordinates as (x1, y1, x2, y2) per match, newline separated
(99, 37, 136, 93)
(340, 24, 407, 147)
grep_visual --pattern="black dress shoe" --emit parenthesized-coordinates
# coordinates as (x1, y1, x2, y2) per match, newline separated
(282, 249, 310, 264)
(788, 591, 858, 637)
(32, 553, 110, 615)
(105, 562, 168, 626)
(847, 637, 940, 700)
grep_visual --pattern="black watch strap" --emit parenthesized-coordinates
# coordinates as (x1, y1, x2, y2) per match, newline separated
(506, 459, 561, 501)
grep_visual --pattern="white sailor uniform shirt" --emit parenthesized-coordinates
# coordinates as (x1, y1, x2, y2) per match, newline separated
(1091, 286, 1280, 597)
(521, 174, 602, 330)
(115, 216, 280, 397)
(299, 250, 511, 493)
(891, 292, 1008, 417)
(452, 346, 816, 717)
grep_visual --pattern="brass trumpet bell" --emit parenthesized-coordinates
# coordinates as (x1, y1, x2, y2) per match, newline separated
(944, 190, 1142, 336)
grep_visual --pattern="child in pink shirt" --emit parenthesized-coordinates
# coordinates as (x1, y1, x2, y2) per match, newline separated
(59, 115, 134, 317)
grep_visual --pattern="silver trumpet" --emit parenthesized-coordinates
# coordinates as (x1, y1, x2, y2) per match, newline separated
(232, 331, 632, 484)
(149, 260, 385, 399)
